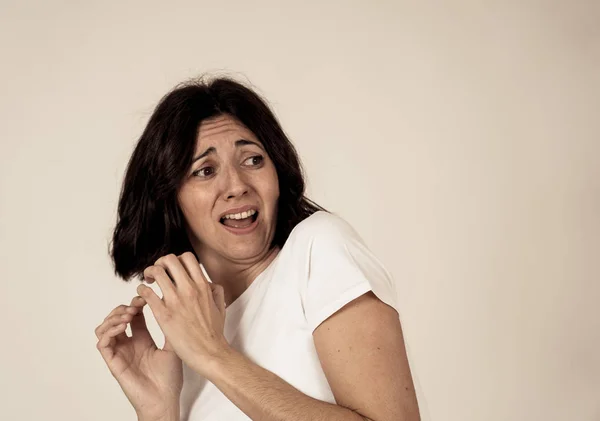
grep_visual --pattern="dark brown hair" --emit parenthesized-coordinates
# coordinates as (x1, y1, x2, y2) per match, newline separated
(108, 76, 327, 281)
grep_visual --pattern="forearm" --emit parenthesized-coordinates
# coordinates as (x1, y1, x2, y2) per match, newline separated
(201, 347, 369, 421)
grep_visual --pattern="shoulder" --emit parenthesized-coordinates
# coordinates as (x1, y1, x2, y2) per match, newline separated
(287, 211, 362, 245)
(291, 211, 400, 333)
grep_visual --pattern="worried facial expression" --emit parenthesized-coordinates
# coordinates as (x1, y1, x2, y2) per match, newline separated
(177, 114, 280, 263)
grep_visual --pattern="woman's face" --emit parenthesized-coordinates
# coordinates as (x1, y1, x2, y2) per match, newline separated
(177, 114, 280, 264)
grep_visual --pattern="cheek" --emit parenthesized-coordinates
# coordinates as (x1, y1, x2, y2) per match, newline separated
(264, 167, 280, 202)
(179, 188, 213, 223)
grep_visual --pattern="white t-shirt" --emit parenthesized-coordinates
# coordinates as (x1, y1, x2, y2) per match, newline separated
(180, 210, 400, 420)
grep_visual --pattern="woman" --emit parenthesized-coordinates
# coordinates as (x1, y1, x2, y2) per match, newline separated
(95, 76, 421, 421)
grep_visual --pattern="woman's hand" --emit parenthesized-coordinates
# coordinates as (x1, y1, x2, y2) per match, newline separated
(137, 252, 230, 379)
(95, 296, 182, 421)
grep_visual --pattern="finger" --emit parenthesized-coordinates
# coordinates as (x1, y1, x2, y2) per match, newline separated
(96, 322, 128, 355)
(102, 304, 130, 322)
(210, 283, 226, 316)
(179, 254, 211, 295)
(178, 252, 205, 282)
(155, 253, 195, 291)
(143, 265, 177, 303)
(129, 299, 155, 345)
(137, 284, 166, 321)
(163, 337, 175, 352)
(130, 295, 147, 308)
(95, 308, 135, 339)
(95, 313, 132, 339)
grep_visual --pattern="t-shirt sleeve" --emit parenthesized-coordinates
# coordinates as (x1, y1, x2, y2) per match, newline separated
(299, 212, 400, 333)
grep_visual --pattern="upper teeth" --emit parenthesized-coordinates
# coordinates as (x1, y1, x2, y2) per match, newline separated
(223, 209, 257, 220)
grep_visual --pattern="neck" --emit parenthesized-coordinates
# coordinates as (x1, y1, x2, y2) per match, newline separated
(197, 246, 280, 307)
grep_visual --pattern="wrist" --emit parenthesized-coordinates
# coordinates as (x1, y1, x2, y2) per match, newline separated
(208, 343, 239, 377)
(138, 416, 178, 421)
(137, 407, 179, 421)
(138, 418, 178, 421)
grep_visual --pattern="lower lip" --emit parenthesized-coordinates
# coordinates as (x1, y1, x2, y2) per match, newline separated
(220, 216, 259, 235)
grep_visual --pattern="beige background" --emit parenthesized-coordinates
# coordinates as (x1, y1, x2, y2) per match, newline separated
(1, 1, 598, 420)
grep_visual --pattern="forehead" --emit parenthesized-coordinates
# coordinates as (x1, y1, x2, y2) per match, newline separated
(196, 114, 257, 145)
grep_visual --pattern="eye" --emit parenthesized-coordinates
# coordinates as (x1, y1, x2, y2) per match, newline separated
(193, 166, 215, 178)
(243, 155, 264, 167)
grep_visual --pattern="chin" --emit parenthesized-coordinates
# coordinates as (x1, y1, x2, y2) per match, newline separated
(223, 243, 266, 262)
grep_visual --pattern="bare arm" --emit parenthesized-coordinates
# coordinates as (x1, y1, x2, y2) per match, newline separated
(194, 290, 420, 421)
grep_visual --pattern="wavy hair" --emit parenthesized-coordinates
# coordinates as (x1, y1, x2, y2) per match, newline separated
(108, 76, 327, 281)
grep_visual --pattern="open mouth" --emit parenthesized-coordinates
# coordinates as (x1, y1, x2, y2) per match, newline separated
(219, 211, 259, 229)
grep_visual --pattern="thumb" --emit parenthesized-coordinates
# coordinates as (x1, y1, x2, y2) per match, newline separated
(200, 263, 224, 314)
(210, 283, 226, 315)
(163, 337, 174, 352)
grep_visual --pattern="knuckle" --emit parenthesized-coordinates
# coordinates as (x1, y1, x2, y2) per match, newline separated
(106, 306, 124, 319)
(156, 254, 175, 266)
(114, 305, 127, 313)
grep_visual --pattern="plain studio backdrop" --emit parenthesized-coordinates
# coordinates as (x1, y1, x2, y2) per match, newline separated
(1, 1, 598, 420)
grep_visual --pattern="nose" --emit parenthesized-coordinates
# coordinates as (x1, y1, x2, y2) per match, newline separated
(222, 165, 249, 200)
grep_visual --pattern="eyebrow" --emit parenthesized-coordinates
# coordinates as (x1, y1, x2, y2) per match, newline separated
(192, 139, 263, 163)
